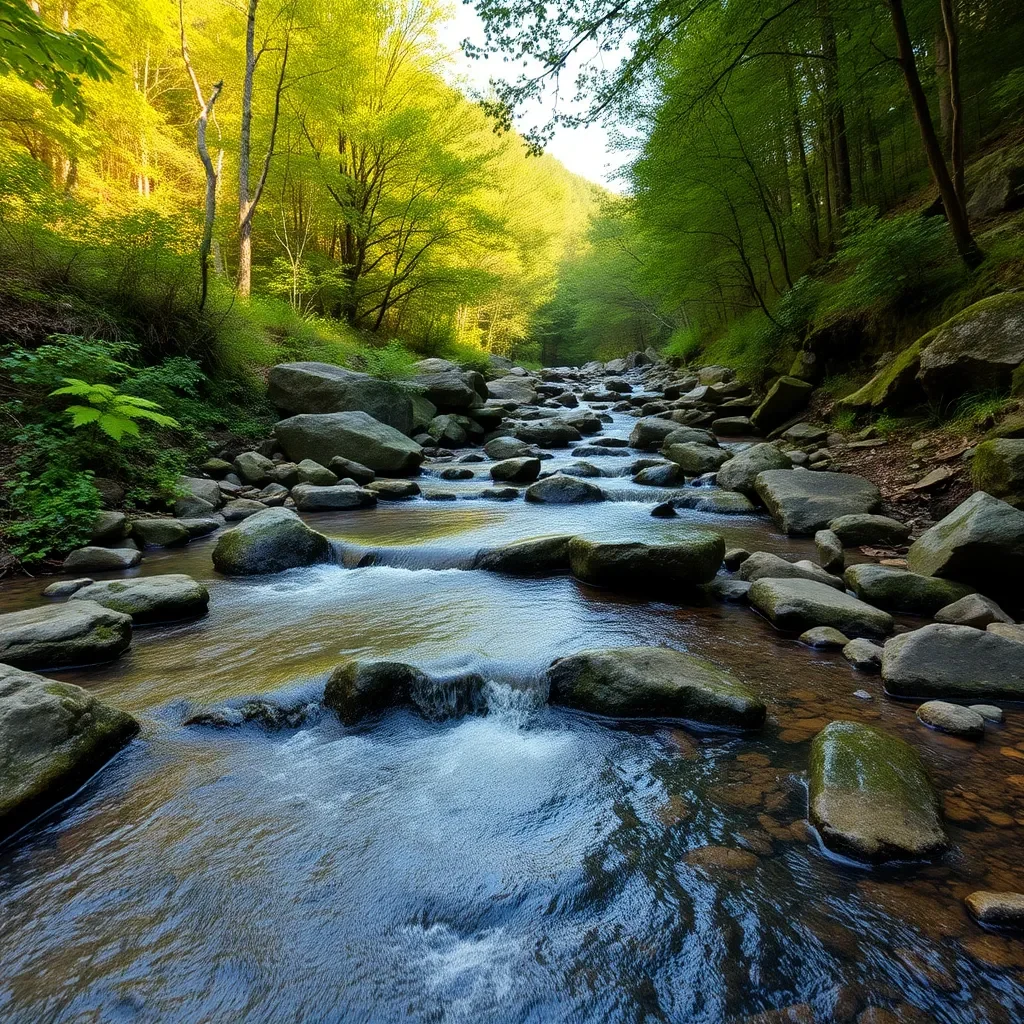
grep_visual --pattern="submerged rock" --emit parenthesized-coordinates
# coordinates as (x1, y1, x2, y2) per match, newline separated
(0, 663, 139, 838)
(906, 491, 1024, 596)
(754, 470, 881, 535)
(809, 721, 947, 863)
(749, 578, 893, 638)
(472, 535, 573, 575)
(881, 623, 1024, 700)
(325, 660, 425, 725)
(70, 574, 209, 624)
(212, 507, 332, 576)
(546, 647, 765, 730)
(843, 563, 974, 616)
(568, 532, 724, 590)
(916, 700, 985, 740)
(0, 601, 132, 670)
(185, 698, 316, 730)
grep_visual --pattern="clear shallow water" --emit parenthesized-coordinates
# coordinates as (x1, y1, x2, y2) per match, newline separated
(1, 400, 1023, 1023)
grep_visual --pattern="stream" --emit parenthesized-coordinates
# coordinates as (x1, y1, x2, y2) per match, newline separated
(1, 400, 1022, 1024)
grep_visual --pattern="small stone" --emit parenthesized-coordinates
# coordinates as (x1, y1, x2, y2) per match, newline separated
(934, 593, 1014, 629)
(916, 700, 985, 740)
(842, 639, 883, 672)
(724, 547, 750, 570)
(815, 529, 845, 574)
(853, 689, 872, 700)
(650, 501, 676, 518)
(968, 704, 1004, 723)
(800, 626, 850, 649)
(42, 578, 94, 598)
(965, 891, 1024, 930)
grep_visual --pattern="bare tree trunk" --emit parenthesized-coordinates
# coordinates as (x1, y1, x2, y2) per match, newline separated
(179, 0, 223, 310)
(939, 0, 966, 210)
(934, 25, 952, 156)
(888, 0, 981, 267)
(818, 0, 852, 219)
(786, 62, 819, 253)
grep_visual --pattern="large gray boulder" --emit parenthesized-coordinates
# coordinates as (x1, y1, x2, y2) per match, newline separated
(487, 375, 538, 404)
(881, 623, 1024, 700)
(525, 475, 604, 504)
(738, 551, 844, 590)
(177, 475, 222, 509)
(546, 647, 765, 729)
(967, 164, 1024, 220)
(274, 411, 423, 475)
(472, 535, 573, 575)
(749, 577, 894, 638)
(749, 376, 813, 432)
(917, 293, 1024, 402)
(414, 370, 480, 410)
(212, 507, 332, 576)
(70, 574, 209, 624)
(843, 563, 974, 616)
(0, 663, 140, 838)
(0, 601, 132, 669)
(754, 469, 881, 535)
(906, 490, 1024, 596)
(490, 457, 541, 483)
(62, 547, 142, 572)
(290, 483, 377, 512)
(628, 417, 684, 450)
(510, 420, 582, 448)
(484, 436, 541, 461)
(716, 444, 792, 496)
(809, 721, 946, 863)
(568, 532, 724, 590)
(131, 518, 190, 548)
(88, 510, 128, 545)
(268, 362, 416, 433)
(663, 442, 730, 475)
(828, 513, 910, 547)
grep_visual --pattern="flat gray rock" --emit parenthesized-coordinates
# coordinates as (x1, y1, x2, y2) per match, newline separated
(291, 484, 377, 512)
(70, 574, 209, 624)
(916, 700, 985, 740)
(62, 546, 142, 573)
(754, 469, 881, 535)
(738, 551, 844, 590)
(843, 563, 974, 616)
(0, 600, 132, 669)
(749, 577, 893, 638)
(829, 513, 910, 547)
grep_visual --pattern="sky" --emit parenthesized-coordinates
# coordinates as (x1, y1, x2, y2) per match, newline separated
(435, 3, 626, 190)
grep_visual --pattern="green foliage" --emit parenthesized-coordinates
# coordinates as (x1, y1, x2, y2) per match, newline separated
(830, 408, 857, 432)
(822, 210, 964, 319)
(358, 340, 418, 381)
(941, 391, 1012, 434)
(664, 327, 701, 364)
(50, 378, 179, 441)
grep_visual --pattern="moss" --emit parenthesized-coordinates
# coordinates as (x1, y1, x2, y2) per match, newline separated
(971, 438, 1024, 506)
(838, 335, 927, 411)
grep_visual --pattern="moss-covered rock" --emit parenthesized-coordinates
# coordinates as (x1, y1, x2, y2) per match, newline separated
(212, 507, 332, 576)
(809, 720, 947, 863)
(324, 661, 426, 725)
(546, 647, 765, 729)
(716, 443, 792, 496)
(0, 663, 139, 838)
(971, 439, 1024, 507)
(472, 535, 573, 575)
(0, 601, 132, 670)
(568, 532, 724, 590)
(843, 563, 974, 616)
(70, 574, 209, 624)
(838, 337, 926, 412)
(749, 577, 893, 638)
(750, 376, 813, 431)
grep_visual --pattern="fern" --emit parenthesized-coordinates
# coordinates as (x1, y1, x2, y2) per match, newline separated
(50, 377, 179, 441)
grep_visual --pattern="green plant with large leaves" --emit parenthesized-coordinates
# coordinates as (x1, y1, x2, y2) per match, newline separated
(49, 378, 179, 441)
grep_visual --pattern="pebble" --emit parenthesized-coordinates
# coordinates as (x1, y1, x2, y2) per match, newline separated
(799, 626, 849, 649)
(853, 689, 872, 700)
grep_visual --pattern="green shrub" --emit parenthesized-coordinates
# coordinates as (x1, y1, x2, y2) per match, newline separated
(358, 340, 419, 380)
(664, 326, 701, 363)
(3, 465, 100, 564)
(831, 408, 857, 432)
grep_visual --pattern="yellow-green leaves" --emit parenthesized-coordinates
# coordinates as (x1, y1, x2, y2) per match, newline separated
(50, 378, 179, 441)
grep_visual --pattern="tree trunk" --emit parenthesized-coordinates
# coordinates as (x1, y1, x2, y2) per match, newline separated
(887, 0, 981, 267)
(939, 0, 966, 210)
(786, 62, 820, 252)
(818, 0, 852, 219)
(237, 0, 257, 298)
(934, 26, 952, 157)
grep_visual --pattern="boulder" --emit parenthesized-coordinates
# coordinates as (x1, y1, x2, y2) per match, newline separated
(809, 721, 947, 863)
(723, 548, 750, 570)
(881, 623, 1024, 700)
(934, 593, 1013, 629)
(917, 293, 1024, 402)
(966, 164, 1024, 221)
(366, 479, 420, 500)
(131, 518, 190, 548)
(200, 457, 233, 479)
(212, 507, 332, 576)
(177, 476, 222, 509)
(0, 663, 139, 838)
(663, 442, 730, 475)
(0, 601, 132, 669)
(839, 337, 926, 412)
(698, 365, 735, 385)
(484, 436, 541, 461)
(174, 495, 216, 519)
(965, 891, 1024, 931)
(754, 469, 881, 535)
(472, 535, 573, 575)
(800, 626, 850, 649)
(428, 413, 468, 447)
(233, 451, 276, 486)
(781, 422, 827, 445)
(906, 490, 1024, 596)
(629, 417, 683, 449)
(738, 551, 844, 590)
(828, 514, 911, 547)
(487, 376, 538, 404)
(671, 490, 756, 515)
(70, 574, 209, 624)
(843, 563, 975, 616)
(267, 362, 415, 433)
(289, 484, 377, 512)
(749, 578, 894, 638)
(62, 547, 142, 573)
(711, 416, 753, 436)
(663, 426, 718, 447)
(511, 420, 582, 448)
(632, 464, 683, 486)
(750, 376, 814, 432)
(525, 475, 604, 504)
(89, 510, 128, 545)
(916, 700, 985, 740)
(842, 638, 883, 672)
(988, 621, 1024, 642)
(815, 529, 845, 574)
(328, 456, 375, 485)
(42, 578, 93, 598)
(222, 499, 268, 521)
(490, 457, 541, 483)
(324, 660, 426, 725)
(274, 411, 424, 475)
(415, 371, 479, 410)
(546, 647, 765, 729)
(971, 439, 1024, 507)
(716, 444, 792, 496)
(296, 460, 338, 486)
(176, 517, 223, 539)
(568, 532, 724, 590)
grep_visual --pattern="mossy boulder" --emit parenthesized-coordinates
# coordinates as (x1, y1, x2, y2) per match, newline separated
(0, 601, 132, 670)
(838, 337, 926, 412)
(0, 663, 140, 838)
(828, 513, 911, 547)
(274, 411, 423, 475)
(212, 507, 332, 576)
(662, 442, 730, 475)
(324, 661, 426, 725)
(749, 577, 893, 638)
(546, 647, 765, 730)
(750, 376, 814, 432)
(70, 574, 209, 625)
(525, 475, 604, 503)
(738, 551, 844, 590)
(971, 439, 1024, 507)
(568, 532, 724, 590)
(843, 563, 974, 616)
(716, 443, 792, 496)
(809, 721, 947, 863)
(472, 535, 573, 575)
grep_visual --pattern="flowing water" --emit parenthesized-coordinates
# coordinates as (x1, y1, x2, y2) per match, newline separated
(1, 401, 1023, 1024)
